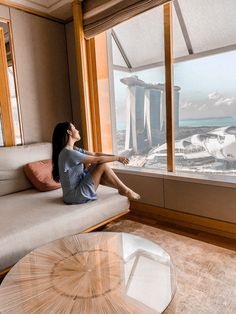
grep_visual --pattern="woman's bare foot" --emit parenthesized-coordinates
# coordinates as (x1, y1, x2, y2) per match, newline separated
(119, 188, 141, 201)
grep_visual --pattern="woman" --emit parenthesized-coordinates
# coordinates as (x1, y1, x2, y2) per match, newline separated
(52, 122, 140, 204)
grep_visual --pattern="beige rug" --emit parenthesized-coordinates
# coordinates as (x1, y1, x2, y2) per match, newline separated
(106, 219, 236, 314)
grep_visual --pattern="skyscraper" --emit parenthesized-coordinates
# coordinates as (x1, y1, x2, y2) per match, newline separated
(121, 76, 180, 153)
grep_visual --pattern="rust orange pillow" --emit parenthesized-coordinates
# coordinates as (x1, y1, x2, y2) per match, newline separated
(24, 159, 61, 192)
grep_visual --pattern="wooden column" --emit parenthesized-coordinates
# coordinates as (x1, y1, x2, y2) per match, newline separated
(0, 27, 15, 146)
(164, 2, 174, 172)
(85, 38, 102, 152)
(72, 0, 92, 150)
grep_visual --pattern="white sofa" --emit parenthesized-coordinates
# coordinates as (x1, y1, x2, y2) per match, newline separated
(0, 143, 129, 273)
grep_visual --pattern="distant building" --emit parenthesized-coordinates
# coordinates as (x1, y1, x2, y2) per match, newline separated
(123, 84, 147, 154)
(121, 76, 180, 153)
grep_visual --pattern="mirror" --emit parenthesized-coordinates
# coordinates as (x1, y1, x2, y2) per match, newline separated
(0, 20, 22, 146)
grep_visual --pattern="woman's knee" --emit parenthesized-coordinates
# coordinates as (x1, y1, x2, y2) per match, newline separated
(97, 163, 109, 171)
(90, 163, 106, 176)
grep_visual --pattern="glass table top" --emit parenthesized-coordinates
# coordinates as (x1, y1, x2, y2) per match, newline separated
(0, 232, 176, 313)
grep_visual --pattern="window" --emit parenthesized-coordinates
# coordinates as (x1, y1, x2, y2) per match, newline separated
(173, 0, 236, 176)
(95, 0, 236, 178)
(173, 53, 236, 175)
(96, 5, 167, 170)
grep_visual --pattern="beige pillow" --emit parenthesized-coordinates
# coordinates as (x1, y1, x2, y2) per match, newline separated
(24, 160, 61, 192)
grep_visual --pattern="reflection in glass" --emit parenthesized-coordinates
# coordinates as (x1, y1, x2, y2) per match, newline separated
(0, 21, 22, 145)
(122, 233, 174, 313)
(0, 111, 4, 146)
(8, 66, 21, 144)
(125, 253, 172, 313)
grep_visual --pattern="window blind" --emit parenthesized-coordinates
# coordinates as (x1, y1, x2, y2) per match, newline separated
(82, 0, 170, 38)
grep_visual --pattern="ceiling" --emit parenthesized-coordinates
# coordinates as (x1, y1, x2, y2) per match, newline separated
(4, 0, 77, 20)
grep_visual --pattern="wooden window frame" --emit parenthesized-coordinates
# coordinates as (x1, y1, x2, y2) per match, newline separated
(85, 38, 102, 152)
(73, 0, 103, 152)
(164, 2, 174, 171)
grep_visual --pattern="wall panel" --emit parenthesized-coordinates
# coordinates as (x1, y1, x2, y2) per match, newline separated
(164, 179, 236, 223)
(0, 5, 9, 19)
(115, 169, 236, 224)
(116, 171, 164, 207)
(10, 9, 72, 143)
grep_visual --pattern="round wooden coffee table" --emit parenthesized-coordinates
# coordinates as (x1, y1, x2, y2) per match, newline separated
(0, 232, 175, 313)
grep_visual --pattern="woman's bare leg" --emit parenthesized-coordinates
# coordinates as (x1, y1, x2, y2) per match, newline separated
(89, 163, 140, 200)
(89, 163, 127, 191)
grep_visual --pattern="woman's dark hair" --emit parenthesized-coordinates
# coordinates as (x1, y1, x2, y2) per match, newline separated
(52, 121, 71, 182)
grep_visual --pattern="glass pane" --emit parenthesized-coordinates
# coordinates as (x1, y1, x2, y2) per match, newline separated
(107, 5, 167, 171)
(178, 0, 236, 54)
(94, 32, 113, 154)
(112, 36, 127, 67)
(173, 1, 236, 176)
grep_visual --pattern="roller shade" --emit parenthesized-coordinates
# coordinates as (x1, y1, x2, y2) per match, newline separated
(82, 0, 170, 38)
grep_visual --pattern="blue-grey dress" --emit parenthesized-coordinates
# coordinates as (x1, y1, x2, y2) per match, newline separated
(58, 147, 97, 204)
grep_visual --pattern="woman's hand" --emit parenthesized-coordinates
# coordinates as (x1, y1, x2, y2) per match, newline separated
(118, 156, 129, 165)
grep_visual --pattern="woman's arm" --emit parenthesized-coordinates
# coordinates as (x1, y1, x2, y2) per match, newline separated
(77, 148, 128, 164)
(94, 152, 115, 157)
(83, 150, 115, 157)
(82, 154, 129, 165)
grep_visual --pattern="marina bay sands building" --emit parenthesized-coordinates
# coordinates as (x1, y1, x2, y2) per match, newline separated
(121, 76, 181, 154)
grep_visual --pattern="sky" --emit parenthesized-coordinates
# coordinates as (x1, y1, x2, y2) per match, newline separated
(114, 50, 236, 127)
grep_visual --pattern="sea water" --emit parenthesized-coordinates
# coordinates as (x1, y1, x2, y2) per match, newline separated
(117, 117, 236, 130)
(179, 116, 236, 128)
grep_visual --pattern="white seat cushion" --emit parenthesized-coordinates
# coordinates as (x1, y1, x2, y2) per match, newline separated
(0, 186, 129, 271)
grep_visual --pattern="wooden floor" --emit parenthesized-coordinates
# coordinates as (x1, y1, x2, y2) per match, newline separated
(125, 213, 236, 251)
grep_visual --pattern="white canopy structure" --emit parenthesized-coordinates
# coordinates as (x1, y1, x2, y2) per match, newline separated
(111, 0, 236, 71)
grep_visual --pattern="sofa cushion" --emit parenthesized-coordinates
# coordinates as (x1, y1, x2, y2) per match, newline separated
(0, 143, 52, 196)
(0, 185, 129, 271)
(24, 160, 61, 192)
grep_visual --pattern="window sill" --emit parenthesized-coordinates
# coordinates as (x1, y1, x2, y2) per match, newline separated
(112, 164, 236, 189)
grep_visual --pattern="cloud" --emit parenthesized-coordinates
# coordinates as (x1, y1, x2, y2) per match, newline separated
(207, 91, 236, 107)
(180, 92, 236, 119)
(208, 92, 221, 100)
(214, 96, 236, 106)
(180, 101, 192, 109)
(198, 104, 207, 111)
